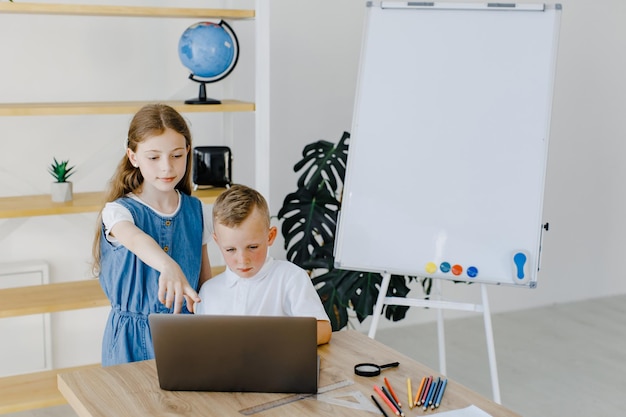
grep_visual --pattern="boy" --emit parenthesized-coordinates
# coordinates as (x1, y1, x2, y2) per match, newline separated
(195, 184, 332, 345)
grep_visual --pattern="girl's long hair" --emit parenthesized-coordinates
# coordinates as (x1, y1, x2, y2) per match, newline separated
(91, 104, 193, 275)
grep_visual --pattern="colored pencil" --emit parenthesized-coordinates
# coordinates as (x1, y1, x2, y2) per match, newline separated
(384, 377, 402, 407)
(371, 394, 390, 417)
(423, 377, 440, 411)
(381, 385, 404, 416)
(428, 377, 441, 407)
(407, 378, 413, 409)
(374, 385, 400, 416)
(419, 376, 433, 406)
(414, 376, 427, 407)
(433, 378, 448, 408)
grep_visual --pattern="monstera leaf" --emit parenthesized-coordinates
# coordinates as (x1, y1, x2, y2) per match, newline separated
(278, 186, 338, 271)
(277, 131, 430, 331)
(277, 133, 348, 271)
(293, 133, 349, 193)
(312, 268, 417, 330)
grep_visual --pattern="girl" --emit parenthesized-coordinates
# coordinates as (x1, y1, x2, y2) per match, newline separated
(92, 103, 212, 366)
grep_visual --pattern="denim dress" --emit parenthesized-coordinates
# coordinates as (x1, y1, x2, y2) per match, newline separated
(99, 193, 203, 366)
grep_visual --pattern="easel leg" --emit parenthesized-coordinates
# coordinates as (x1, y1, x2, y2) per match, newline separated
(368, 272, 391, 339)
(480, 284, 501, 404)
(435, 278, 447, 375)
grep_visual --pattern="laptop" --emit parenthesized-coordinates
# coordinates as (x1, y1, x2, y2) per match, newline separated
(148, 314, 319, 393)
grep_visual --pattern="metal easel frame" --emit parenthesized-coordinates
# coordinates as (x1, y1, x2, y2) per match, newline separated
(368, 273, 501, 404)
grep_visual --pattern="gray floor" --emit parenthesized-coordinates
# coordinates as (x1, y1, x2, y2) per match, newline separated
(6, 295, 626, 417)
(375, 294, 626, 417)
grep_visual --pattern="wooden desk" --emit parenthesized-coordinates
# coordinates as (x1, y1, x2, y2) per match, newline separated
(58, 330, 520, 417)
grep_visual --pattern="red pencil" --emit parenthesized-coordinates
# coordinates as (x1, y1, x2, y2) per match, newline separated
(374, 385, 400, 416)
(419, 376, 433, 406)
(384, 377, 402, 407)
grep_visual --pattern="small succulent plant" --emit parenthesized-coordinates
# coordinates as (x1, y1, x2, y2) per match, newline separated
(48, 158, 75, 183)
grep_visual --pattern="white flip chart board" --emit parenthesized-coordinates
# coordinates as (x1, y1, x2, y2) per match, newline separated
(334, 2, 562, 287)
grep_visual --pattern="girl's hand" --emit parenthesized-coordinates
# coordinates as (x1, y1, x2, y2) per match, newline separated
(157, 262, 201, 314)
(109, 221, 204, 314)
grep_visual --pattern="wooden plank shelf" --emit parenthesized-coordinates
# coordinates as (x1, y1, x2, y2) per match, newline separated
(0, 188, 226, 219)
(0, 280, 107, 319)
(0, 3, 255, 19)
(0, 265, 225, 319)
(0, 191, 107, 219)
(0, 100, 255, 117)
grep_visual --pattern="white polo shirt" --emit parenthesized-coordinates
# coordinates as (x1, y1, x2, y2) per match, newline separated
(196, 256, 329, 321)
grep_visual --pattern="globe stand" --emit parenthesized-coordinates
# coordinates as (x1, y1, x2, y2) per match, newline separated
(179, 20, 240, 106)
(185, 76, 221, 105)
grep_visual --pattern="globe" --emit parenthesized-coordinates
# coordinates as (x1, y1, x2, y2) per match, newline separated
(178, 21, 239, 104)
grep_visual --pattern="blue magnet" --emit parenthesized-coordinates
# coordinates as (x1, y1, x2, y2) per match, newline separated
(440, 262, 451, 273)
(512, 251, 530, 284)
(513, 252, 527, 279)
(467, 266, 478, 278)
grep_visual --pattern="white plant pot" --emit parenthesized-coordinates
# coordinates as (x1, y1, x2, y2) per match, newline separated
(51, 182, 73, 202)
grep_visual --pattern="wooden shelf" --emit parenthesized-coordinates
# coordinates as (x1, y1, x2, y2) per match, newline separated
(0, 188, 226, 219)
(0, 100, 255, 117)
(0, 3, 254, 19)
(0, 265, 225, 319)
(0, 363, 100, 414)
(0, 280, 107, 319)
(0, 191, 106, 218)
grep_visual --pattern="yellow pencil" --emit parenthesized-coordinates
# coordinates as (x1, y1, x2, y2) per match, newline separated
(407, 378, 413, 409)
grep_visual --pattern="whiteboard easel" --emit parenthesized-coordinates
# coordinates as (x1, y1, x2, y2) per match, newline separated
(337, 2, 562, 406)
(368, 276, 501, 403)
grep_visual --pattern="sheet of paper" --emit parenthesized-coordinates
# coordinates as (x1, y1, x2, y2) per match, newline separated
(435, 405, 494, 417)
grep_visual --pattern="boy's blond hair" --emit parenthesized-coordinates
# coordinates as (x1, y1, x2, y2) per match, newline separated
(213, 184, 271, 229)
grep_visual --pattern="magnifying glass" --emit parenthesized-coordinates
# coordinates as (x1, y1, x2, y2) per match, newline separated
(354, 361, 399, 377)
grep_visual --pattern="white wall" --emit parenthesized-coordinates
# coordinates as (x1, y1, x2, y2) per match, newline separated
(0, 0, 625, 367)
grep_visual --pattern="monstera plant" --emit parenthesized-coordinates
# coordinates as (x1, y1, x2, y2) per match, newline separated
(277, 131, 432, 331)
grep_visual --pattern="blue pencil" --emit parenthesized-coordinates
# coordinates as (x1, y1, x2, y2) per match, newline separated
(423, 377, 440, 411)
(433, 378, 448, 409)
(429, 377, 443, 406)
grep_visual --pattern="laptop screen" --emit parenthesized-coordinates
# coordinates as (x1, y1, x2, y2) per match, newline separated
(149, 314, 318, 393)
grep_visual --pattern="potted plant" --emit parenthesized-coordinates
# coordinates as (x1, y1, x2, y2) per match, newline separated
(48, 157, 75, 202)
(277, 132, 432, 331)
